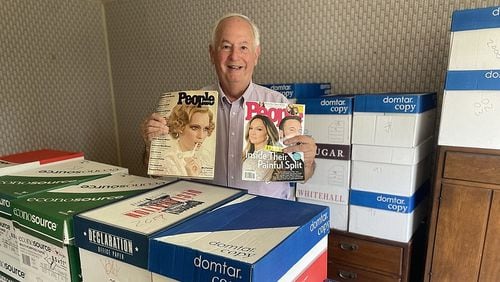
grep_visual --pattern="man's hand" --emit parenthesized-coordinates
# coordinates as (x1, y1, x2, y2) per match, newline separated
(141, 113, 169, 166)
(282, 135, 317, 181)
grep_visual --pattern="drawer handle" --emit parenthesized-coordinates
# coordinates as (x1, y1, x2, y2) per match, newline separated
(338, 270, 358, 279)
(339, 242, 359, 251)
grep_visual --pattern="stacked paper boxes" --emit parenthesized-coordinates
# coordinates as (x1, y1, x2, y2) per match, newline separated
(11, 173, 169, 282)
(349, 93, 436, 242)
(438, 6, 500, 149)
(148, 194, 330, 282)
(74, 180, 244, 282)
(0, 151, 89, 281)
(295, 96, 353, 231)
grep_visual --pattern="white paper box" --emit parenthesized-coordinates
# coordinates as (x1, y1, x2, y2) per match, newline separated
(351, 137, 434, 196)
(352, 93, 436, 147)
(80, 248, 152, 282)
(298, 96, 353, 145)
(349, 185, 428, 242)
(438, 90, 500, 149)
(296, 158, 350, 204)
(298, 197, 348, 231)
(448, 6, 500, 70)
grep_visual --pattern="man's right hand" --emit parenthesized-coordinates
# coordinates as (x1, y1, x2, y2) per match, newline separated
(141, 113, 169, 147)
(141, 113, 169, 166)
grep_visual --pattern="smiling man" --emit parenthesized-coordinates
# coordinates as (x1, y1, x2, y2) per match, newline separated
(142, 13, 317, 200)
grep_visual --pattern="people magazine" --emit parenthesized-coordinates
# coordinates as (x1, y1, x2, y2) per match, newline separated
(242, 101, 306, 182)
(148, 90, 218, 179)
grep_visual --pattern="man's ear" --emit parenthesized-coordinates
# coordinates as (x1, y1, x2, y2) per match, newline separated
(254, 45, 261, 65)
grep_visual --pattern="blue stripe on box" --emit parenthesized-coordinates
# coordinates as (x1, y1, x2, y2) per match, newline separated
(350, 180, 429, 213)
(149, 196, 329, 282)
(451, 6, 500, 32)
(263, 83, 331, 99)
(446, 70, 500, 90)
(296, 96, 353, 115)
(353, 93, 436, 114)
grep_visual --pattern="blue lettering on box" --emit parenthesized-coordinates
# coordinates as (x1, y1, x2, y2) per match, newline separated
(451, 6, 500, 32)
(350, 181, 429, 213)
(354, 93, 436, 114)
(263, 83, 331, 99)
(297, 96, 353, 115)
(446, 70, 500, 90)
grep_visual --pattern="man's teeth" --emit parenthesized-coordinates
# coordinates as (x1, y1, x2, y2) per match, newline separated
(229, 65, 242, 69)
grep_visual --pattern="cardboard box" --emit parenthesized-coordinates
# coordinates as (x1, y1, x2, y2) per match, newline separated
(263, 83, 331, 101)
(0, 159, 125, 281)
(296, 157, 350, 204)
(352, 93, 436, 147)
(298, 197, 348, 231)
(148, 194, 329, 282)
(85, 236, 328, 282)
(448, 6, 500, 71)
(438, 90, 500, 149)
(349, 182, 429, 242)
(74, 180, 244, 277)
(296, 96, 353, 145)
(351, 136, 434, 196)
(0, 149, 83, 177)
(11, 173, 169, 282)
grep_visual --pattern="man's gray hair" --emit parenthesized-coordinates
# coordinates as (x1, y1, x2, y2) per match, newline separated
(211, 13, 261, 48)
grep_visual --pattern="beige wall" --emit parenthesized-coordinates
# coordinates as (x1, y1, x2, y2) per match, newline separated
(1, 0, 498, 174)
(0, 0, 119, 165)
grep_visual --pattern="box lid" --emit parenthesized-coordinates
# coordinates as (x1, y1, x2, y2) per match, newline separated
(149, 194, 329, 282)
(11, 173, 169, 246)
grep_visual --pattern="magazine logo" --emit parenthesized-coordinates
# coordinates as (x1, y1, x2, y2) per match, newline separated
(309, 212, 329, 236)
(245, 101, 304, 124)
(87, 228, 134, 255)
(383, 96, 416, 112)
(493, 7, 500, 16)
(320, 99, 349, 114)
(485, 70, 500, 79)
(124, 189, 203, 218)
(13, 208, 57, 232)
(177, 91, 215, 107)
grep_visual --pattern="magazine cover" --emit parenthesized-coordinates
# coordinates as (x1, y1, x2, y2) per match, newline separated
(242, 101, 306, 182)
(148, 90, 218, 179)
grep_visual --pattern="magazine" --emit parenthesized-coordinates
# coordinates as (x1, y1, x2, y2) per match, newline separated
(242, 101, 306, 182)
(148, 90, 218, 179)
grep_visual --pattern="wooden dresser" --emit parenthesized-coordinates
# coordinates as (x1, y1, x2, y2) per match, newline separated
(424, 146, 500, 281)
(327, 226, 426, 282)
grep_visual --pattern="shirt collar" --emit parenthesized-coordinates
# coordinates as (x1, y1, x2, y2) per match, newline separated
(218, 81, 255, 106)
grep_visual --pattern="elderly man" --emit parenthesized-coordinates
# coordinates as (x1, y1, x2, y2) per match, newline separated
(142, 13, 316, 199)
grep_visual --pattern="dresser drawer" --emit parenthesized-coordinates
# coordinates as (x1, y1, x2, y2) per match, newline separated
(329, 262, 401, 282)
(329, 233, 404, 276)
(443, 151, 500, 185)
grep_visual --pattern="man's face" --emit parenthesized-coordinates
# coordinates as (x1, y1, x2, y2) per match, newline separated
(282, 119, 302, 140)
(210, 17, 260, 95)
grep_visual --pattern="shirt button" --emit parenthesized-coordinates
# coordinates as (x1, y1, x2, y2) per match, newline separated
(232, 112, 236, 115)
(231, 154, 234, 158)
(230, 176, 234, 180)
(231, 132, 235, 136)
